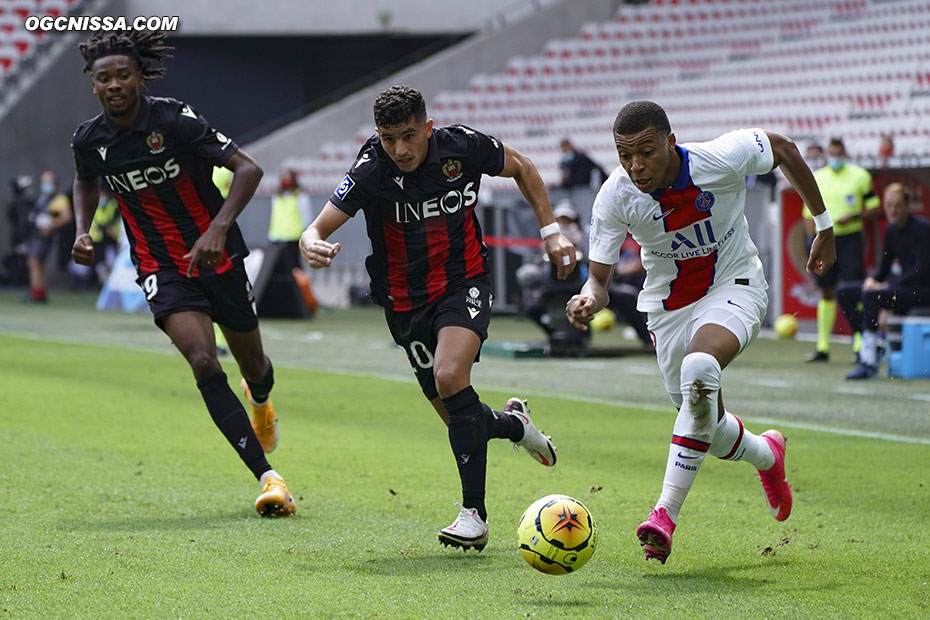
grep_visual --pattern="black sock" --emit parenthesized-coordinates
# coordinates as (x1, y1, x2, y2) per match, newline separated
(482, 403, 524, 442)
(197, 372, 270, 480)
(443, 386, 488, 522)
(245, 357, 274, 403)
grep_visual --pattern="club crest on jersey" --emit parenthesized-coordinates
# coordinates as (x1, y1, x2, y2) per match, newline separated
(146, 131, 166, 154)
(442, 159, 463, 182)
(695, 191, 715, 211)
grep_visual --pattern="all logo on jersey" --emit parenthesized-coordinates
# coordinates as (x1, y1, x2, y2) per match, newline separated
(695, 191, 715, 211)
(146, 131, 166, 154)
(335, 173, 355, 200)
(215, 131, 232, 150)
(442, 159, 463, 182)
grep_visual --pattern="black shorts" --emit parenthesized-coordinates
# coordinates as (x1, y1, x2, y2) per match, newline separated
(812, 231, 864, 288)
(384, 276, 494, 400)
(138, 262, 258, 332)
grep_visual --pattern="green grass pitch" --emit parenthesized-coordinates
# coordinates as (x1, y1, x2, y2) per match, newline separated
(1, 291, 928, 618)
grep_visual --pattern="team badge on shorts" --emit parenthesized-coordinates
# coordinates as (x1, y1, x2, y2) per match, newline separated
(695, 190, 715, 211)
(442, 159, 463, 182)
(146, 131, 166, 154)
(466, 286, 483, 319)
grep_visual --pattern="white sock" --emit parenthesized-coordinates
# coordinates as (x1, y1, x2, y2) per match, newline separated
(709, 412, 775, 470)
(655, 353, 720, 523)
(250, 394, 269, 407)
(860, 330, 878, 366)
(259, 470, 282, 487)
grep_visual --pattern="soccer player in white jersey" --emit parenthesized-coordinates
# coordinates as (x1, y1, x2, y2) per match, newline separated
(566, 101, 836, 564)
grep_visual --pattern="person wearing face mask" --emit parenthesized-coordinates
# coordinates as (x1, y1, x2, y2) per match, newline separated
(24, 170, 73, 303)
(268, 168, 312, 271)
(801, 138, 881, 363)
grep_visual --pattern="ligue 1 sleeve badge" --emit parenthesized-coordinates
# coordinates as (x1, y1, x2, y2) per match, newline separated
(146, 131, 166, 154)
(695, 190, 715, 211)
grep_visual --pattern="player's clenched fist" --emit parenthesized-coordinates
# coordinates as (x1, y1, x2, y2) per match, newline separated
(72, 233, 95, 266)
(300, 229, 341, 269)
(565, 294, 598, 331)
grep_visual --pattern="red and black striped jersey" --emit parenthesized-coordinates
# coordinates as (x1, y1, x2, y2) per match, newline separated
(330, 125, 505, 311)
(72, 96, 246, 278)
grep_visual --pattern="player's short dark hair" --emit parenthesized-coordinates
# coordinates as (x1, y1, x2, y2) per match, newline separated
(79, 30, 173, 81)
(828, 137, 846, 152)
(613, 101, 671, 137)
(373, 85, 427, 128)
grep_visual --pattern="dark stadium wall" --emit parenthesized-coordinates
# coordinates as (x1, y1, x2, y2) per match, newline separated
(146, 34, 467, 145)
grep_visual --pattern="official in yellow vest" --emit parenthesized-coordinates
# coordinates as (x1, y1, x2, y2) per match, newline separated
(269, 169, 313, 270)
(801, 138, 881, 362)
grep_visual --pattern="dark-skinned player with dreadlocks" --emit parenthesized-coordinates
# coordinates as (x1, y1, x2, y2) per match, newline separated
(70, 30, 296, 517)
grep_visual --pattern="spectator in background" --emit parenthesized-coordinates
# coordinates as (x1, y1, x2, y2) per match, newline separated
(840, 183, 930, 379)
(88, 185, 121, 283)
(608, 236, 652, 350)
(24, 170, 72, 302)
(805, 143, 825, 170)
(878, 134, 894, 168)
(802, 138, 881, 363)
(269, 168, 312, 271)
(560, 138, 608, 190)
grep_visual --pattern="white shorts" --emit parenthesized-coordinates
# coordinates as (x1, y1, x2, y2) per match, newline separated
(647, 283, 768, 408)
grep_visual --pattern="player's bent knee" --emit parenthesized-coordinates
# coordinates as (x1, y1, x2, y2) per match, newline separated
(187, 349, 222, 381)
(679, 352, 721, 399)
(433, 365, 469, 400)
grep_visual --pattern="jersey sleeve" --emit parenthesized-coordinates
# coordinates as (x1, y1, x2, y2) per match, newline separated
(71, 128, 99, 180)
(175, 103, 238, 166)
(328, 146, 376, 217)
(712, 128, 775, 178)
(455, 125, 505, 176)
(587, 176, 631, 266)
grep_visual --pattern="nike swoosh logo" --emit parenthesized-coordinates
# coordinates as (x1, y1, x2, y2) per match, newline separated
(677, 452, 700, 459)
(652, 210, 672, 221)
(727, 299, 745, 310)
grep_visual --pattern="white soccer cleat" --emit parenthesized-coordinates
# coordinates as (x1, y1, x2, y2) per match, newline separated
(506, 398, 557, 466)
(438, 502, 488, 551)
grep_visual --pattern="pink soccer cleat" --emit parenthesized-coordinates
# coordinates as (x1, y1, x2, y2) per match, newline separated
(636, 507, 676, 564)
(758, 430, 793, 521)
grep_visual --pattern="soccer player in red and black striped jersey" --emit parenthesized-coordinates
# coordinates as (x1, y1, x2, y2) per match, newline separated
(69, 30, 296, 517)
(300, 85, 577, 551)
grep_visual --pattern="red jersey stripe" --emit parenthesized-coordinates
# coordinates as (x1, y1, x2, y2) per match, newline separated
(663, 250, 718, 311)
(113, 194, 159, 273)
(672, 434, 710, 452)
(462, 207, 485, 279)
(425, 215, 450, 303)
(382, 219, 411, 311)
(658, 185, 708, 232)
(171, 168, 232, 274)
(136, 186, 192, 275)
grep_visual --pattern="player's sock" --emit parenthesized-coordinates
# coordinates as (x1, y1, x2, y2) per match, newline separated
(444, 386, 488, 522)
(481, 402, 524, 442)
(197, 371, 270, 480)
(655, 353, 721, 523)
(860, 330, 879, 366)
(245, 357, 274, 406)
(709, 412, 775, 470)
(816, 299, 836, 353)
(259, 469, 282, 486)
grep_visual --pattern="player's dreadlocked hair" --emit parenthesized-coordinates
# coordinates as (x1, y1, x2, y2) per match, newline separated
(613, 101, 671, 137)
(373, 85, 427, 128)
(78, 30, 173, 80)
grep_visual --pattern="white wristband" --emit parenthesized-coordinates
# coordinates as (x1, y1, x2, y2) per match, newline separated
(540, 223, 560, 239)
(812, 211, 833, 232)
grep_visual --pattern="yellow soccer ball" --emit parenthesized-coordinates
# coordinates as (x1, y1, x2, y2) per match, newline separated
(517, 495, 597, 575)
(774, 313, 799, 339)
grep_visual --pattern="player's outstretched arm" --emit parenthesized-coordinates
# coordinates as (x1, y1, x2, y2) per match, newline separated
(300, 202, 349, 269)
(71, 175, 101, 266)
(499, 143, 577, 280)
(767, 131, 836, 275)
(566, 261, 613, 331)
(185, 150, 263, 276)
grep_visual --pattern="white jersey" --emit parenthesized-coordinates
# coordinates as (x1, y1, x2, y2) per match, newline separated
(588, 128, 774, 312)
